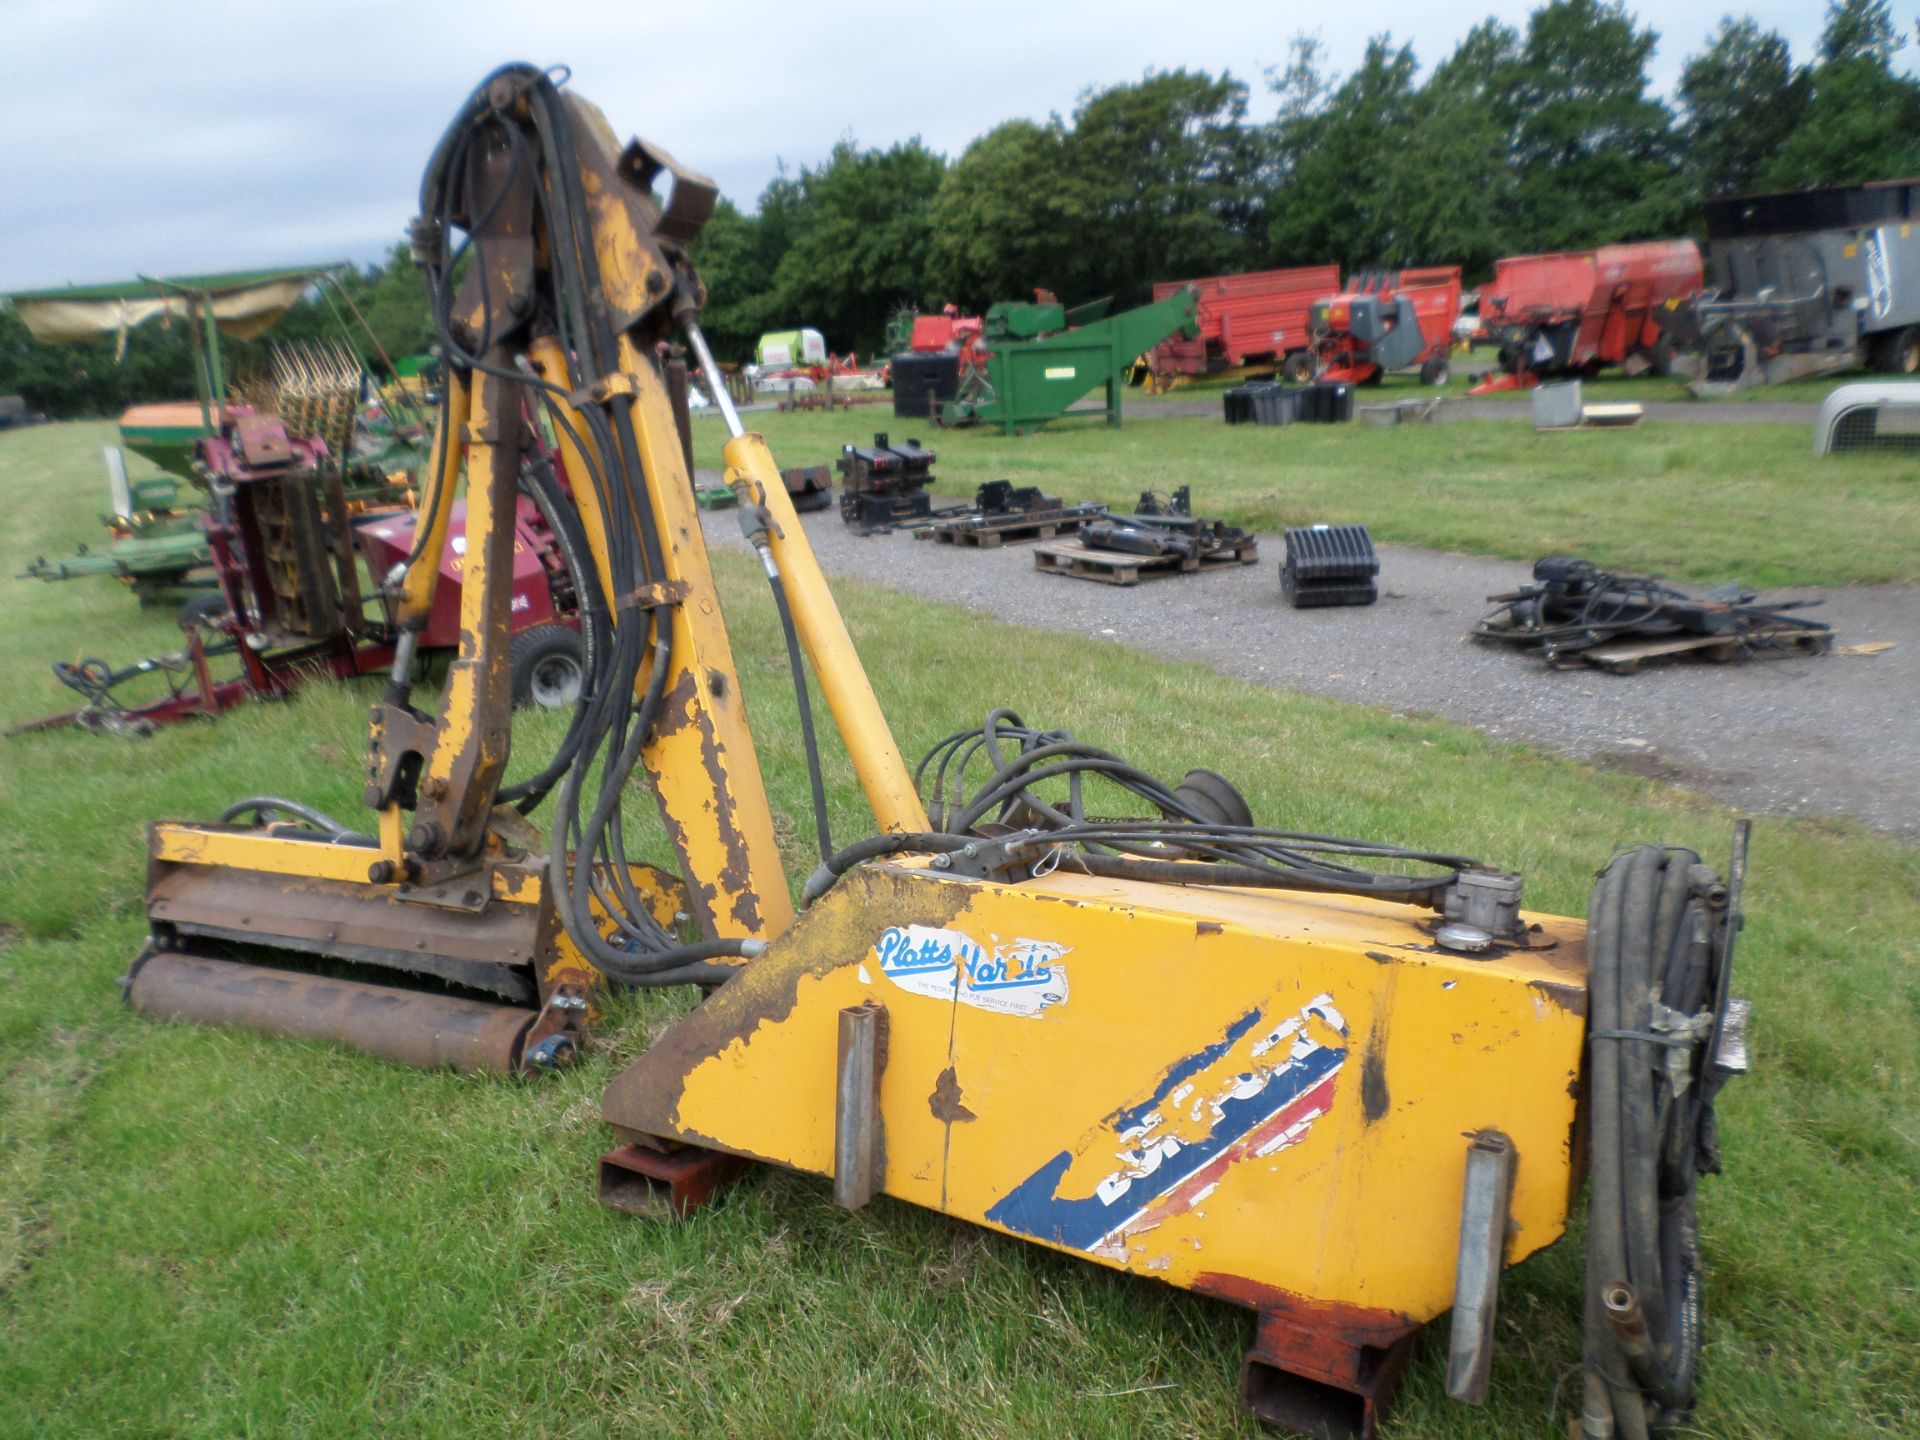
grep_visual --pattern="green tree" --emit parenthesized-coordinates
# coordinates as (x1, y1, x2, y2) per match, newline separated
(1679, 18, 1810, 198)
(927, 118, 1083, 308)
(344, 246, 437, 367)
(1502, 0, 1686, 248)
(1266, 29, 1513, 276)
(1767, 1, 1920, 187)
(690, 197, 786, 362)
(764, 139, 946, 358)
(1268, 38, 1424, 267)
(1061, 69, 1265, 302)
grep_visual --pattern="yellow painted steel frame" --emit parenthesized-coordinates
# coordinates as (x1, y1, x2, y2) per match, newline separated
(606, 860, 1589, 1325)
(147, 820, 689, 1004)
(529, 335, 795, 941)
(605, 338, 794, 939)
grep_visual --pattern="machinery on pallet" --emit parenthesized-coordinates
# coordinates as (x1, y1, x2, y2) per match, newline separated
(1473, 557, 1832, 672)
(1471, 242, 1702, 395)
(1034, 493, 1259, 586)
(942, 286, 1200, 433)
(916, 487, 1109, 548)
(836, 432, 937, 531)
(1308, 267, 1461, 386)
(122, 67, 1750, 1440)
(1145, 264, 1341, 388)
(1668, 178, 1920, 393)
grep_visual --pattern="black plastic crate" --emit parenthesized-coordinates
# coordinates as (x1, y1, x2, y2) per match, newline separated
(1251, 387, 1299, 425)
(1223, 382, 1274, 425)
(1296, 382, 1352, 424)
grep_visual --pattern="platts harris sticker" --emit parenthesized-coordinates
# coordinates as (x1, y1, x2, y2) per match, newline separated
(871, 923, 1068, 1017)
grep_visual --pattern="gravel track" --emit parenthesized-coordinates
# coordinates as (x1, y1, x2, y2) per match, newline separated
(702, 498, 1916, 837)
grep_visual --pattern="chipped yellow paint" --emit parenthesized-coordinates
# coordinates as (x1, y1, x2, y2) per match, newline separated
(615, 337, 792, 941)
(609, 860, 1589, 1323)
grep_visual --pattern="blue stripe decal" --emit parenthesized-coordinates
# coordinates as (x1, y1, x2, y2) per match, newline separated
(1112, 1007, 1264, 1131)
(984, 1038, 1345, 1252)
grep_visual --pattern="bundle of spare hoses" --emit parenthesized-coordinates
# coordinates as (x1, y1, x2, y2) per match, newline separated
(1578, 827, 1748, 1438)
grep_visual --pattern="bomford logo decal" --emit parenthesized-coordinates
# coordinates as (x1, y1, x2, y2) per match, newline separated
(872, 923, 1067, 1017)
(985, 993, 1348, 1257)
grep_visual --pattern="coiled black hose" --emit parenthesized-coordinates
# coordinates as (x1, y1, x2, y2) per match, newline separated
(1581, 840, 1741, 1439)
(807, 711, 1480, 912)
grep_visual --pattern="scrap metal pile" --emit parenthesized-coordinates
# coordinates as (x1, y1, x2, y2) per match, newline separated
(1474, 557, 1832, 672)
(1034, 487, 1257, 584)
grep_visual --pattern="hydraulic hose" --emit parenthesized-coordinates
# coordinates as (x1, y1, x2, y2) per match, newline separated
(1581, 840, 1740, 1439)
(760, 551, 835, 862)
(216, 796, 373, 844)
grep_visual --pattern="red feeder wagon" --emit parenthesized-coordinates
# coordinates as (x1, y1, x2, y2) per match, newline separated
(1145, 264, 1340, 386)
(1470, 240, 1702, 394)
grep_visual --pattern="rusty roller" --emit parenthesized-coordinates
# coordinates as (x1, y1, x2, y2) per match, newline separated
(125, 950, 539, 1073)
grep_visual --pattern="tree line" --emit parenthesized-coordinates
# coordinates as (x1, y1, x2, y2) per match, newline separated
(4, 0, 1916, 416)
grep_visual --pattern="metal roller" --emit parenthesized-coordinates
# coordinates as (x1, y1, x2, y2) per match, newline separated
(125, 950, 538, 1073)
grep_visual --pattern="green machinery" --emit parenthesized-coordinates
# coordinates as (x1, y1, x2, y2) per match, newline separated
(8, 267, 425, 605)
(942, 286, 1199, 434)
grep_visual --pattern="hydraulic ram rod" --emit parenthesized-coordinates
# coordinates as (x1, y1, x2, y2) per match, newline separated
(682, 320, 929, 835)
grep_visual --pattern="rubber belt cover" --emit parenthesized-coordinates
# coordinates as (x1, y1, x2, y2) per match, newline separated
(127, 950, 537, 1073)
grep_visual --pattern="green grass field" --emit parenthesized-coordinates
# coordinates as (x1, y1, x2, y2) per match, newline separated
(1, 419, 1916, 1438)
(697, 405, 1920, 588)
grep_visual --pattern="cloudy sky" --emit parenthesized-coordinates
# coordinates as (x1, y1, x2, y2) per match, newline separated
(0, 0, 1839, 292)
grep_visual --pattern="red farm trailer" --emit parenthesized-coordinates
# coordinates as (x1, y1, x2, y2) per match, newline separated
(1145, 264, 1341, 386)
(1308, 267, 1462, 386)
(1470, 240, 1702, 394)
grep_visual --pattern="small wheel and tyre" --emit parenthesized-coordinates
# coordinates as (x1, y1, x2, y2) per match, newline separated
(1889, 327, 1920, 375)
(510, 623, 586, 711)
(1649, 333, 1676, 377)
(1281, 350, 1318, 385)
(1419, 357, 1451, 387)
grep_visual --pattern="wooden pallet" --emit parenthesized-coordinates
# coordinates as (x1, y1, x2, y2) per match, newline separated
(1574, 625, 1832, 675)
(1032, 538, 1260, 586)
(918, 516, 1088, 548)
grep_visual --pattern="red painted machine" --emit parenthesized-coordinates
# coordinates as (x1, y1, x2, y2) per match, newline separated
(1470, 240, 1702, 394)
(12, 411, 582, 737)
(1146, 264, 1340, 385)
(907, 306, 983, 355)
(1308, 267, 1462, 386)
